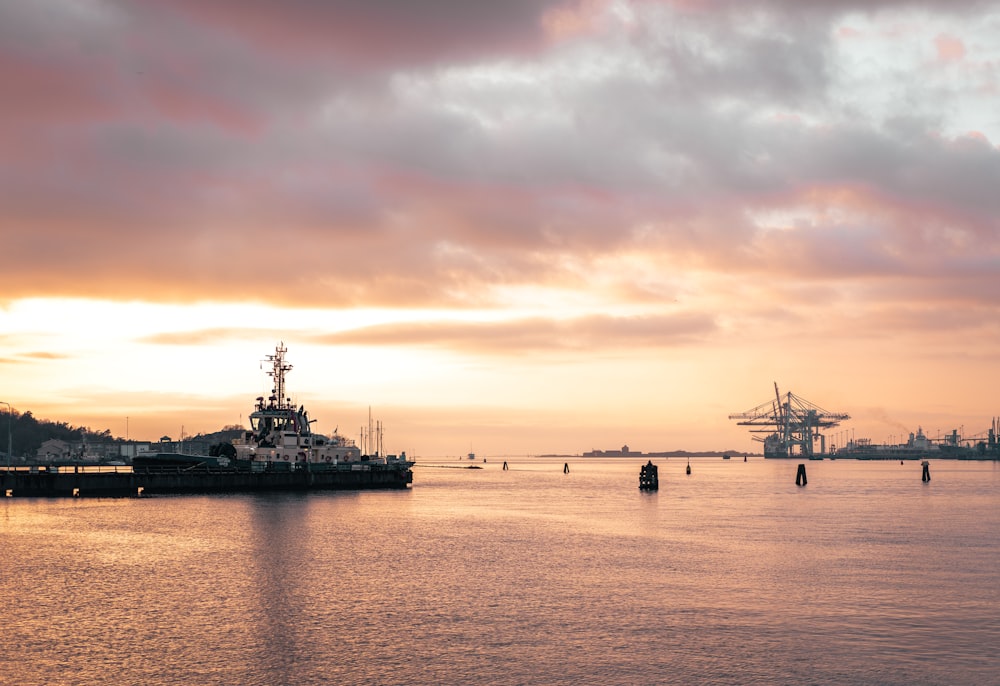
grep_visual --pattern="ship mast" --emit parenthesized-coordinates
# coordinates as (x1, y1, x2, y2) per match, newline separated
(265, 342, 293, 409)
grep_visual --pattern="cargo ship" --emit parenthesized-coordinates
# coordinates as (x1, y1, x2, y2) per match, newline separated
(833, 427, 937, 460)
(1, 344, 413, 497)
(833, 426, 998, 460)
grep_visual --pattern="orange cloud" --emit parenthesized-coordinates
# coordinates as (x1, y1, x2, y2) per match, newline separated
(541, 0, 611, 42)
(310, 313, 717, 355)
(934, 33, 966, 62)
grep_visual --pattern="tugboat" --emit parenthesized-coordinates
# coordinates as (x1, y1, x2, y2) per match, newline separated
(115, 343, 413, 494)
(229, 342, 409, 472)
(6, 344, 412, 497)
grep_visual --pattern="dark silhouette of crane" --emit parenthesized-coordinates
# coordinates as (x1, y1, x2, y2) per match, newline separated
(729, 383, 850, 458)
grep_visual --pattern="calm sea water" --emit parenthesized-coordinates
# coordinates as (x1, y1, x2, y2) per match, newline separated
(2, 457, 998, 685)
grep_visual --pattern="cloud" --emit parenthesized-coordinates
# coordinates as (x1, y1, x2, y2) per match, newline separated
(137, 313, 718, 357)
(0, 351, 72, 365)
(314, 312, 717, 353)
(20, 351, 72, 360)
(934, 33, 967, 61)
(1, 0, 998, 328)
(156, 0, 565, 68)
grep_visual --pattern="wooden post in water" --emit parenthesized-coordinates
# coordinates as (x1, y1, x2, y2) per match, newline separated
(921, 460, 930, 482)
(795, 463, 807, 486)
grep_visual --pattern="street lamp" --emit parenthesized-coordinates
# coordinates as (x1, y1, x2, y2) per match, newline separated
(0, 401, 11, 470)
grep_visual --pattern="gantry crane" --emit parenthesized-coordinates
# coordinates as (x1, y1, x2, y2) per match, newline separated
(728, 383, 850, 458)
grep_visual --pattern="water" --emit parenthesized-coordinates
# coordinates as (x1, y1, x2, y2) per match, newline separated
(2, 457, 998, 685)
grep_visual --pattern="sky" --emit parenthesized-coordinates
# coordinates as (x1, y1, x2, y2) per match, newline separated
(2, 0, 999, 457)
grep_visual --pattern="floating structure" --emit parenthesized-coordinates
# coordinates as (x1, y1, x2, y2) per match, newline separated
(639, 460, 658, 490)
(729, 383, 849, 458)
(1, 462, 410, 497)
(2, 343, 413, 497)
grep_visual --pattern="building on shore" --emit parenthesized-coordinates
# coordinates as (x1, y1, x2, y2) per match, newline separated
(583, 444, 642, 457)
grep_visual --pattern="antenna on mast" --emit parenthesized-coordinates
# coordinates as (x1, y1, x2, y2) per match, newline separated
(264, 342, 293, 410)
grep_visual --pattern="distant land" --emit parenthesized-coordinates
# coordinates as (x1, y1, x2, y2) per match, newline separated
(0, 407, 243, 462)
(1, 409, 757, 462)
(542, 446, 755, 458)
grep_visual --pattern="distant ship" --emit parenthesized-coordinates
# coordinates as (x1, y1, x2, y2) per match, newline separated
(833, 427, 988, 460)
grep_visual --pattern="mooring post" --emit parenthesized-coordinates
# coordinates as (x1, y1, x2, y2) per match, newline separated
(563, 462, 569, 474)
(503, 461, 508, 471)
(922, 460, 930, 482)
(795, 463, 807, 486)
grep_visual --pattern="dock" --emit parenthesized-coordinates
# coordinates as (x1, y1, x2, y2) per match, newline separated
(1, 463, 412, 498)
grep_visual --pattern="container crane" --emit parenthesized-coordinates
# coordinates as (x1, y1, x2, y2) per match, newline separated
(728, 383, 850, 458)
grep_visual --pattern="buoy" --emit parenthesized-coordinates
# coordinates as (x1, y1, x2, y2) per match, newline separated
(502, 461, 508, 471)
(686, 459, 691, 475)
(744, 455, 747, 462)
(563, 462, 569, 474)
(795, 463, 807, 486)
(921, 460, 930, 482)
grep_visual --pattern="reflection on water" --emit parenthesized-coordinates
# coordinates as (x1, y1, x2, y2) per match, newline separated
(1, 458, 998, 685)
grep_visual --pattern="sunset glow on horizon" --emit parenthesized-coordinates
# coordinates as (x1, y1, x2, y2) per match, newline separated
(2, 1, 999, 456)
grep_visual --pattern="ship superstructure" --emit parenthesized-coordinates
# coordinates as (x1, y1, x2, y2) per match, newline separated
(231, 343, 407, 470)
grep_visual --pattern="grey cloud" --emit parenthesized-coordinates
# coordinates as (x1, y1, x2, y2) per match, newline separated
(3, 0, 999, 310)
